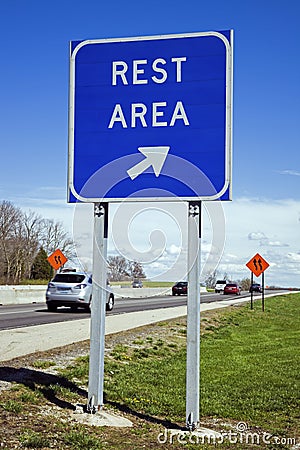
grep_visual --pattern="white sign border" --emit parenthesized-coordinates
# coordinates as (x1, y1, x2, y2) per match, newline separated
(68, 30, 233, 203)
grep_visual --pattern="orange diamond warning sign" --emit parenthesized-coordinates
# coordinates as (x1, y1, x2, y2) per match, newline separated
(47, 249, 68, 270)
(246, 253, 269, 277)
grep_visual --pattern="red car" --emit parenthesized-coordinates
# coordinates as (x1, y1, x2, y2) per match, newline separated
(223, 283, 241, 295)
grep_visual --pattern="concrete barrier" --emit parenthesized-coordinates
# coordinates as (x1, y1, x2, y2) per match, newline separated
(113, 287, 172, 298)
(113, 286, 207, 298)
(0, 286, 174, 304)
(0, 285, 47, 305)
(0, 285, 207, 305)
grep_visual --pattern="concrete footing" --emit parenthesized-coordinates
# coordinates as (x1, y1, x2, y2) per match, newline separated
(72, 405, 133, 427)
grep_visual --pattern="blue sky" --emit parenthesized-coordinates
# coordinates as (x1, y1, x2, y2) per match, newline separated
(1, 0, 299, 286)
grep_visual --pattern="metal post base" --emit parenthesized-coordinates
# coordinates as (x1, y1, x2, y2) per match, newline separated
(87, 396, 97, 414)
(186, 412, 198, 431)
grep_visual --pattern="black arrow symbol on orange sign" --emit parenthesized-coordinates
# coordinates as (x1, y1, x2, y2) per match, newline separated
(258, 258, 263, 270)
(253, 258, 258, 270)
(54, 255, 62, 265)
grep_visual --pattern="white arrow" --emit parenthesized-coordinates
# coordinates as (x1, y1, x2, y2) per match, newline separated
(127, 146, 170, 180)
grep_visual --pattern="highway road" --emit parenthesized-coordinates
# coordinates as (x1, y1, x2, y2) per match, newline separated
(0, 291, 264, 331)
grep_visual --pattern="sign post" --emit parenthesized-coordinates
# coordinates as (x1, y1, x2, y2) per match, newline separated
(68, 30, 233, 428)
(186, 202, 201, 430)
(262, 272, 265, 312)
(250, 271, 254, 310)
(87, 203, 109, 412)
(246, 253, 270, 311)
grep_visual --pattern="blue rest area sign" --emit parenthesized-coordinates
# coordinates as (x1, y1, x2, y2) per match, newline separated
(68, 30, 233, 203)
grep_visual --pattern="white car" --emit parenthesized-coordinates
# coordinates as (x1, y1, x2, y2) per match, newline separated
(215, 280, 227, 293)
(46, 271, 114, 312)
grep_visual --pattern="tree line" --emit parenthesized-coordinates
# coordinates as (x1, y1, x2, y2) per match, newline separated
(0, 200, 74, 284)
(205, 269, 251, 291)
(0, 200, 147, 284)
(107, 256, 146, 282)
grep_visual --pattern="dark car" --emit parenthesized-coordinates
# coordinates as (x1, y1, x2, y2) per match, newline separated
(172, 281, 188, 296)
(223, 283, 241, 295)
(249, 283, 262, 293)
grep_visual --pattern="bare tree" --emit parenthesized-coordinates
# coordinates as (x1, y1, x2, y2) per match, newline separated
(21, 210, 43, 279)
(107, 256, 146, 281)
(205, 270, 218, 289)
(9, 216, 25, 283)
(128, 261, 146, 279)
(0, 207, 44, 283)
(238, 277, 251, 291)
(107, 256, 130, 282)
(40, 219, 75, 259)
(0, 200, 75, 283)
(0, 201, 22, 283)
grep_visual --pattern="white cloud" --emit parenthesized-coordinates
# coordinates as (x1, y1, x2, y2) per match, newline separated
(267, 241, 289, 247)
(248, 232, 267, 241)
(248, 232, 289, 248)
(286, 252, 300, 262)
(277, 170, 300, 177)
(168, 244, 181, 255)
(223, 253, 239, 261)
(221, 198, 300, 286)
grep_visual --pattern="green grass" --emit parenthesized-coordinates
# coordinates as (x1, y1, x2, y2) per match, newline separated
(0, 294, 299, 449)
(141, 280, 173, 288)
(20, 430, 50, 448)
(0, 399, 23, 414)
(104, 294, 299, 434)
(18, 278, 50, 285)
(32, 359, 56, 369)
(200, 296, 299, 432)
(59, 293, 300, 438)
(63, 429, 104, 449)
